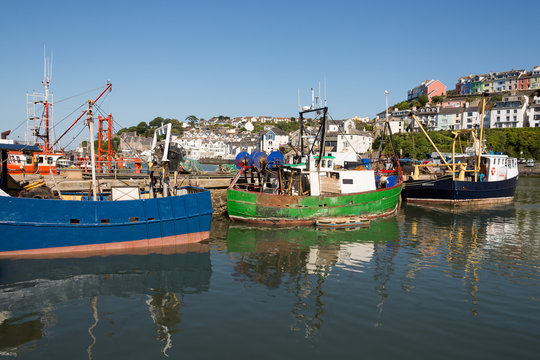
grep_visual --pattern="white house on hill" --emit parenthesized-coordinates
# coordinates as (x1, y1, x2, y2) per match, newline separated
(259, 128, 289, 153)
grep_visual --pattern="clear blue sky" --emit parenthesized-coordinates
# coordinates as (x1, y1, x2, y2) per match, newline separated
(1, 0, 538, 148)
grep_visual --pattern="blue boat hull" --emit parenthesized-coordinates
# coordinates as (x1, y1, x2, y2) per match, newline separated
(0, 187, 213, 258)
(402, 175, 518, 204)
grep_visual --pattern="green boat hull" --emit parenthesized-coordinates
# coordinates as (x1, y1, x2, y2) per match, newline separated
(227, 184, 403, 225)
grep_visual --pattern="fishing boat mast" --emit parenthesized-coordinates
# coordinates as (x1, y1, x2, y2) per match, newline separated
(475, 93, 487, 181)
(27, 49, 55, 152)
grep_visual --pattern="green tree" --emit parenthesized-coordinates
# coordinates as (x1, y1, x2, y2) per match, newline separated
(252, 123, 264, 133)
(431, 95, 443, 104)
(275, 119, 299, 133)
(418, 94, 429, 106)
(185, 115, 199, 127)
(396, 101, 411, 110)
(135, 122, 149, 136)
(149, 117, 165, 127)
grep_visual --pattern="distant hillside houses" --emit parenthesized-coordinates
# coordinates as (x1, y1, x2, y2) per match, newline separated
(376, 94, 539, 133)
(206, 115, 294, 128)
(174, 127, 258, 160)
(455, 66, 540, 95)
(119, 114, 374, 160)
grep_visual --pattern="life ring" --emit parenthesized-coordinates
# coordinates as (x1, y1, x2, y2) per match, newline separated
(490, 167, 496, 175)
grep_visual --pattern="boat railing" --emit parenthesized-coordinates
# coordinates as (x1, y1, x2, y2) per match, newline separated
(410, 161, 479, 181)
(64, 159, 149, 175)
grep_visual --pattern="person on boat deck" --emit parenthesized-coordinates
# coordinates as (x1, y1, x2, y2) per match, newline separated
(480, 158, 487, 177)
(33, 154, 39, 174)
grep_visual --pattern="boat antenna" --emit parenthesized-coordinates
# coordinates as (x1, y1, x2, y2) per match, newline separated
(50, 50, 53, 82)
(41, 46, 53, 152)
(318, 81, 321, 108)
(324, 78, 327, 107)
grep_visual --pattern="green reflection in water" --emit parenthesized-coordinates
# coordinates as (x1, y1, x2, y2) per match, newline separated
(226, 217, 400, 254)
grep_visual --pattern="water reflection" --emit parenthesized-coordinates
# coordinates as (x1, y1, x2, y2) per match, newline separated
(0, 242, 211, 358)
(401, 202, 537, 315)
(0, 179, 537, 359)
(225, 218, 401, 336)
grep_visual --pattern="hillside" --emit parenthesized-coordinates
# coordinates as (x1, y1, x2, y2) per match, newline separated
(387, 128, 540, 160)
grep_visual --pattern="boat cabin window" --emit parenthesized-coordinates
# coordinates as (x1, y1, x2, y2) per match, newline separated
(70, 219, 80, 224)
(329, 172, 339, 179)
(328, 160, 333, 168)
(47, 157, 53, 164)
(38, 156, 44, 164)
(26, 157, 32, 165)
(343, 179, 353, 184)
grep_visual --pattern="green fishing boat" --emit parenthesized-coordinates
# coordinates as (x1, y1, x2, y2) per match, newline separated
(227, 105, 403, 225)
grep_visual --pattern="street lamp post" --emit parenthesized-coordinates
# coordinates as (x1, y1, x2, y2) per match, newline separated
(385, 90, 389, 133)
(385, 90, 389, 121)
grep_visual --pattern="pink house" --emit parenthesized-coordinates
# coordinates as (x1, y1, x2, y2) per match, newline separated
(442, 99, 466, 108)
(408, 80, 447, 101)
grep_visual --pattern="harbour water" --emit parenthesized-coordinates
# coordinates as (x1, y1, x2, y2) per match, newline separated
(1, 178, 539, 359)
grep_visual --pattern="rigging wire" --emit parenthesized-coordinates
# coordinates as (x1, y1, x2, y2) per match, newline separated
(63, 123, 88, 149)
(53, 103, 86, 128)
(93, 103, 108, 118)
(55, 86, 108, 104)
(8, 118, 28, 134)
